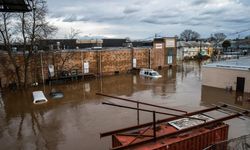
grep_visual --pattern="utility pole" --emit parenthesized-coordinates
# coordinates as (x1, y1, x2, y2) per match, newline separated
(199, 39, 202, 53)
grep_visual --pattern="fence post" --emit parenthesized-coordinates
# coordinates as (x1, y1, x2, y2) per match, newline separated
(153, 111, 156, 141)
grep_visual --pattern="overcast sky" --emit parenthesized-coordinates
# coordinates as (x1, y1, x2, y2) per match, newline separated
(47, 0, 250, 40)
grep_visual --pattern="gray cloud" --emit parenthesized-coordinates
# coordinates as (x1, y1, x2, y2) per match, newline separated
(50, 13, 63, 19)
(62, 15, 89, 22)
(191, 15, 212, 21)
(95, 16, 126, 23)
(222, 18, 250, 24)
(185, 21, 204, 26)
(151, 13, 179, 19)
(62, 15, 78, 22)
(78, 17, 90, 22)
(141, 17, 182, 25)
(141, 18, 164, 24)
(123, 7, 140, 14)
(191, 0, 210, 5)
(201, 9, 225, 16)
(47, 0, 250, 39)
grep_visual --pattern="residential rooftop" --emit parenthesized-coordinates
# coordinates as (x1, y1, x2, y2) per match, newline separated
(203, 56, 250, 71)
(177, 41, 212, 48)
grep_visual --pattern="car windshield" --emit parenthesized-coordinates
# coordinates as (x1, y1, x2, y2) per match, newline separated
(151, 72, 159, 76)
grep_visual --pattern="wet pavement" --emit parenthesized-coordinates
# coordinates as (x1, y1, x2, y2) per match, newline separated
(0, 61, 249, 150)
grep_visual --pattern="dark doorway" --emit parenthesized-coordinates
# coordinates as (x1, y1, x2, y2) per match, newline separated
(236, 77, 245, 92)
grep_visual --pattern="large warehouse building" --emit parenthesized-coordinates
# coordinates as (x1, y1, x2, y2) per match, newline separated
(202, 57, 250, 93)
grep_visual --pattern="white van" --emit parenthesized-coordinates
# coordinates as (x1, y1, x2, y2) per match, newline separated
(139, 68, 162, 78)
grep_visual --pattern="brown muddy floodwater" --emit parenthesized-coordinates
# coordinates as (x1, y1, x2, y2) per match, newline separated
(0, 61, 250, 150)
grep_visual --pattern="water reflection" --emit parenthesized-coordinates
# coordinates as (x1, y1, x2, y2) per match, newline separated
(201, 85, 250, 109)
(0, 89, 64, 150)
(0, 66, 187, 149)
(1, 61, 248, 149)
(201, 85, 250, 138)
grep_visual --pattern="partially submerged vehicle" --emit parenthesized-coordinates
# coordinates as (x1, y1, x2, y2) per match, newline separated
(139, 68, 162, 78)
(32, 91, 48, 104)
(49, 90, 64, 99)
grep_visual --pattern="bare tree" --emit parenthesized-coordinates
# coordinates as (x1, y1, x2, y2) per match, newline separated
(213, 33, 226, 43)
(57, 52, 75, 71)
(0, 0, 57, 88)
(0, 13, 22, 86)
(20, 0, 57, 87)
(180, 29, 200, 41)
(65, 27, 81, 39)
(210, 33, 226, 55)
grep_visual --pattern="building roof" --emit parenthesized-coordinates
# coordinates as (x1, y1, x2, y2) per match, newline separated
(102, 38, 127, 47)
(153, 38, 165, 42)
(0, 0, 31, 12)
(203, 56, 250, 71)
(177, 41, 211, 48)
(76, 39, 103, 44)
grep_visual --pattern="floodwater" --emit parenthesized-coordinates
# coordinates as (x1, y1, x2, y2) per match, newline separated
(0, 61, 249, 150)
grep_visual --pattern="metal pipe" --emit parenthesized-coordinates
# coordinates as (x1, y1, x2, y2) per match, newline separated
(81, 51, 84, 75)
(214, 104, 246, 120)
(102, 102, 206, 121)
(153, 111, 156, 140)
(100, 105, 224, 138)
(128, 125, 152, 145)
(137, 102, 140, 125)
(112, 112, 247, 150)
(97, 93, 187, 113)
(40, 52, 45, 93)
(116, 133, 153, 138)
(219, 102, 250, 113)
(216, 109, 245, 120)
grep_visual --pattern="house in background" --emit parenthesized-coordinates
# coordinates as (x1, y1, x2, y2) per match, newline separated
(177, 41, 213, 61)
(226, 39, 250, 55)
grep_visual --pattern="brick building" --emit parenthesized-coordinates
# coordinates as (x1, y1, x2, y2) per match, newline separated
(152, 37, 177, 68)
(0, 37, 177, 87)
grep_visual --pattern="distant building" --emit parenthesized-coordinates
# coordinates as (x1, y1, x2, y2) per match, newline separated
(132, 41, 153, 47)
(0, 37, 177, 87)
(202, 56, 250, 93)
(216, 39, 250, 56)
(177, 41, 213, 61)
(102, 38, 127, 47)
(35, 38, 156, 51)
(76, 39, 103, 49)
(0, 43, 33, 52)
(38, 39, 77, 50)
(229, 39, 250, 55)
(152, 37, 177, 68)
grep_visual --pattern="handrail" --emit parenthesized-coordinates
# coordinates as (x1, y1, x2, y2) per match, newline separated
(96, 92, 187, 113)
(102, 102, 206, 121)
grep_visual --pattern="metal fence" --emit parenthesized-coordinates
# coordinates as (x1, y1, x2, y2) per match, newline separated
(204, 134, 250, 150)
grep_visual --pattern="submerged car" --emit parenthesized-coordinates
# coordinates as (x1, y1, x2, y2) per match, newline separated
(139, 68, 162, 78)
(49, 89, 64, 99)
(32, 91, 48, 104)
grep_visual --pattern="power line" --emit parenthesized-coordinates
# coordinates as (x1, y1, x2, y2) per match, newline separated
(225, 28, 250, 36)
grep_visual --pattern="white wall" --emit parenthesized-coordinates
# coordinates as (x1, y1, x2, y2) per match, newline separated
(202, 67, 250, 93)
(177, 47, 184, 61)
